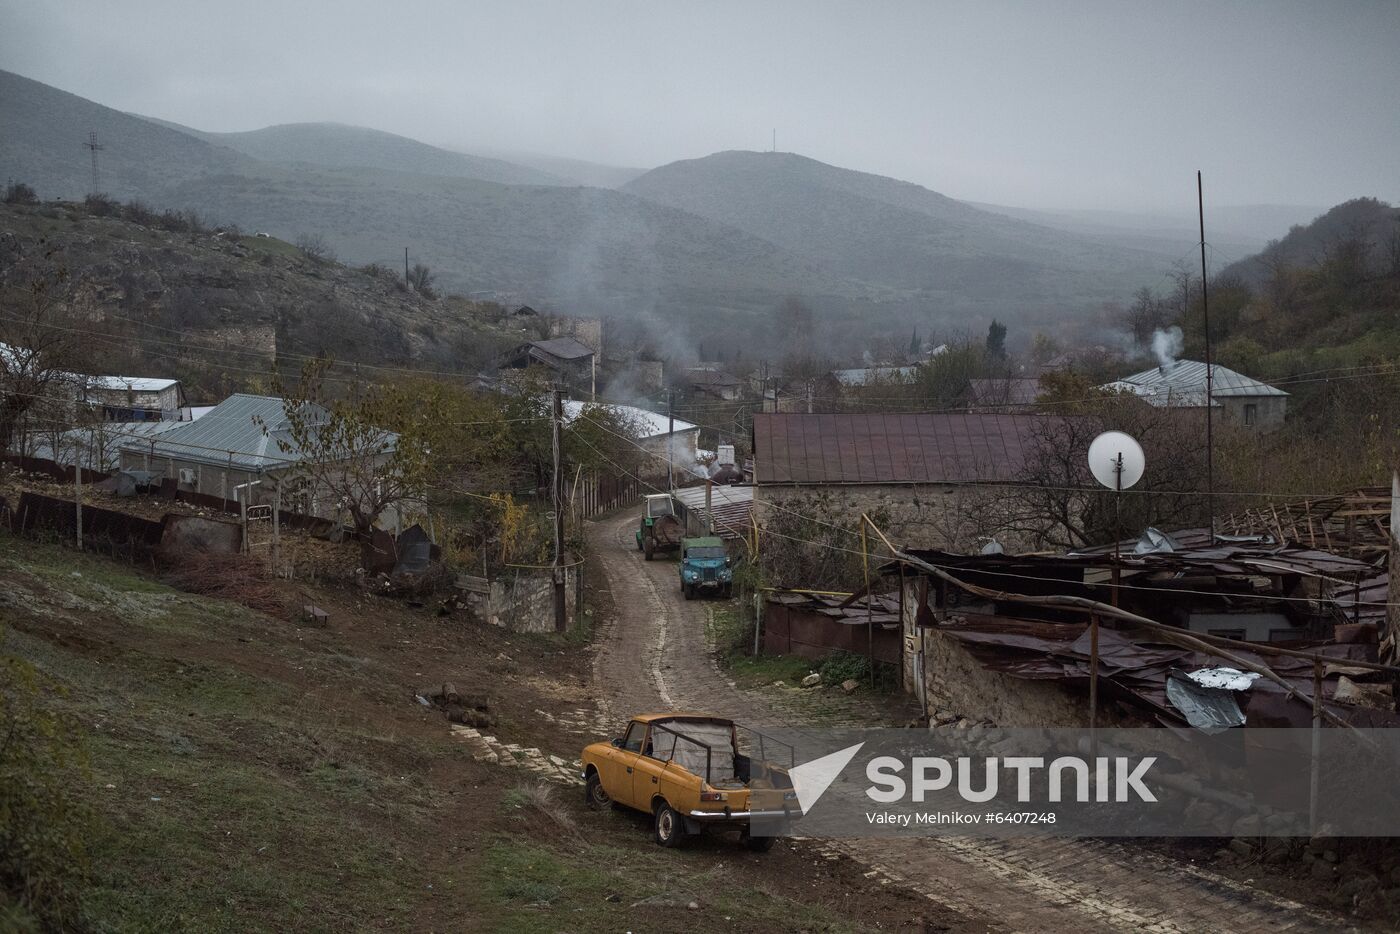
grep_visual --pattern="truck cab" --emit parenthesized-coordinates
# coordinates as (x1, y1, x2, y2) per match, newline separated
(679, 536, 732, 599)
(635, 494, 683, 560)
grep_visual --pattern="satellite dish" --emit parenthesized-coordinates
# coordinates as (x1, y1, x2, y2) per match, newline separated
(1087, 431, 1145, 491)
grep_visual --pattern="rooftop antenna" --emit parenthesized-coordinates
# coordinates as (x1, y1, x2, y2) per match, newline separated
(84, 130, 104, 195)
(1197, 170, 1214, 539)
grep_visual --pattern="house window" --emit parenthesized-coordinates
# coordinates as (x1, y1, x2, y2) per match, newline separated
(1208, 629, 1246, 640)
(1243, 404, 1257, 427)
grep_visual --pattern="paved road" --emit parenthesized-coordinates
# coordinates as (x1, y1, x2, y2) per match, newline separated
(587, 507, 1349, 933)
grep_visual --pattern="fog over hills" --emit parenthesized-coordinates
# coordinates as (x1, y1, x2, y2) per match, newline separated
(4, 66, 1341, 356)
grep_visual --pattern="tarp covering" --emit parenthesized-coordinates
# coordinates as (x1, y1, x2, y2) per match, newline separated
(1166, 675, 1246, 733)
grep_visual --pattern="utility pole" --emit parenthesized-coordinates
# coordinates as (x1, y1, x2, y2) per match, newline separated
(666, 388, 675, 492)
(84, 130, 104, 195)
(404, 247, 410, 284)
(551, 388, 567, 632)
(1197, 170, 1215, 539)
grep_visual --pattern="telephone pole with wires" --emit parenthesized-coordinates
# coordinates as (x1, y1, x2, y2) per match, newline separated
(551, 387, 567, 631)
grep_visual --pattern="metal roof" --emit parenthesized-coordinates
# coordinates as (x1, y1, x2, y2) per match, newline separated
(116, 393, 396, 472)
(674, 483, 753, 539)
(831, 366, 918, 387)
(752, 412, 1068, 485)
(561, 400, 697, 438)
(86, 375, 180, 392)
(528, 337, 595, 360)
(1112, 360, 1288, 402)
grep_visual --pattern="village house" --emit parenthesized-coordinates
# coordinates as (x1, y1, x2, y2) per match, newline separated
(750, 411, 1075, 553)
(965, 376, 1044, 412)
(680, 366, 745, 402)
(1104, 360, 1288, 430)
(500, 336, 597, 395)
(82, 375, 187, 422)
(115, 393, 401, 525)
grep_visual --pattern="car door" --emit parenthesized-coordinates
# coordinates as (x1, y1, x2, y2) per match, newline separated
(600, 721, 647, 808)
(630, 722, 671, 812)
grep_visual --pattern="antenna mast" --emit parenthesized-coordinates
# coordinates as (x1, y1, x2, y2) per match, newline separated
(1197, 170, 1214, 538)
(84, 130, 105, 195)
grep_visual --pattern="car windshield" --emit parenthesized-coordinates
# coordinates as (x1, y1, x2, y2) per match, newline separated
(647, 499, 673, 518)
(687, 546, 725, 559)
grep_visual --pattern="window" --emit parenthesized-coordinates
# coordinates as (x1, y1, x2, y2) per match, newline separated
(1243, 403, 1258, 427)
(1208, 629, 1246, 640)
(621, 721, 646, 752)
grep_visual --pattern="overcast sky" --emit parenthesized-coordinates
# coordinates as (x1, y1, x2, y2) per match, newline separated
(2, 0, 1397, 212)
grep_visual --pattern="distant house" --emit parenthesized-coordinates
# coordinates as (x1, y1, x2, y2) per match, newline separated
(751, 412, 1078, 553)
(116, 393, 400, 524)
(83, 375, 186, 422)
(562, 400, 701, 479)
(1104, 360, 1288, 430)
(681, 367, 745, 402)
(966, 377, 1043, 412)
(501, 337, 596, 394)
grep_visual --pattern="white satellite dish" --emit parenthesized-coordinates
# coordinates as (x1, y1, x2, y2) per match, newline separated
(1087, 431, 1145, 491)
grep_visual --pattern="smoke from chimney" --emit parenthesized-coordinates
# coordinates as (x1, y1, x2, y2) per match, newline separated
(1151, 326, 1184, 369)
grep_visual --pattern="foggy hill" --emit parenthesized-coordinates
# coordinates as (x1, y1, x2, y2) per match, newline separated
(623, 151, 1171, 314)
(0, 69, 254, 201)
(464, 148, 648, 188)
(155, 120, 568, 187)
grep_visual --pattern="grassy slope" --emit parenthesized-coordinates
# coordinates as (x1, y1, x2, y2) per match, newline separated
(1, 537, 940, 932)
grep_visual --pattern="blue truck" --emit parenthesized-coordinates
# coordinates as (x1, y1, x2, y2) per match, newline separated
(679, 536, 733, 599)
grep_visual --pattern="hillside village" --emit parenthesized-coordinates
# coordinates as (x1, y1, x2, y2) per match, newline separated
(3, 38, 1400, 934)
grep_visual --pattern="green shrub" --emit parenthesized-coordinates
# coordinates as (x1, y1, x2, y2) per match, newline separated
(818, 650, 870, 686)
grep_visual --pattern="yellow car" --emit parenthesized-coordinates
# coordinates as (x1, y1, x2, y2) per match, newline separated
(581, 712, 800, 851)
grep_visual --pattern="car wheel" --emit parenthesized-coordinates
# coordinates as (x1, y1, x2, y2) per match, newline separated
(654, 801, 688, 848)
(741, 831, 777, 853)
(683, 584, 692, 600)
(585, 772, 611, 810)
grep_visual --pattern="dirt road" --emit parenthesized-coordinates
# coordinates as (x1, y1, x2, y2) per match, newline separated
(587, 507, 1350, 933)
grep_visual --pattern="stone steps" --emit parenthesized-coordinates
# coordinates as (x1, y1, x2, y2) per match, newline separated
(449, 725, 583, 785)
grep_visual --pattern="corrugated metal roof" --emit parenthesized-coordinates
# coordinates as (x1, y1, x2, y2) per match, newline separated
(1113, 360, 1287, 401)
(752, 412, 1068, 484)
(674, 484, 753, 539)
(87, 376, 180, 392)
(116, 394, 397, 472)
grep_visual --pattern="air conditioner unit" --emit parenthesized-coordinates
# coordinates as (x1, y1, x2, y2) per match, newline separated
(178, 468, 196, 485)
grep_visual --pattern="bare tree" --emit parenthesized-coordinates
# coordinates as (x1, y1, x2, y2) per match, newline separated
(1123, 286, 1169, 345)
(295, 233, 335, 264)
(0, 241, 79, 455)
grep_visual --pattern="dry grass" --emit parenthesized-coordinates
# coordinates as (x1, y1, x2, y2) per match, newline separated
(159, 550, 294, 618)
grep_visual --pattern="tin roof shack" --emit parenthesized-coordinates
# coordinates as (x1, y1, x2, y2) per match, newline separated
(750, 412, 1080, 561)
(83, 375, 186, 422)
(763, 590, 902, 668)
(115, 393, 403, 528)
(883, 540, 1397, 730)
(501, 337, 596, 395)
(1103, 360, 1288, 431)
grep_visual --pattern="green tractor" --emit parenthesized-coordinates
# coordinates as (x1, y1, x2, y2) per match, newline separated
(635, 494, 683, 561)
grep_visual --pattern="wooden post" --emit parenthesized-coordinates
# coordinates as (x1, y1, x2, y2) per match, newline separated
(1089, 613, 1100, 759)
(705, 477, 713, 534)
(272, 477, 282, 573)
(1310, 658, 1323, 835)
(74, 458, 82, 550)
(861, 521, 875, 687)
(239, 487, 248, 555)
(752, 591, 762, 656)
(551, 389, 567, 632)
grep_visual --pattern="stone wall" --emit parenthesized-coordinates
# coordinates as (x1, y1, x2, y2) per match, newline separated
(1217, 394, 1287, 432)
(758, 483, 1050, 555)
(898, 577, 1092, 727)
(464, 565, 579, 634)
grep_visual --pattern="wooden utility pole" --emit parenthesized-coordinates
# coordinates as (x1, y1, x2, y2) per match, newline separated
(551, 388, 567, 632)
(1198, 170, 1215, 538)
(404, 247, 410, 283)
